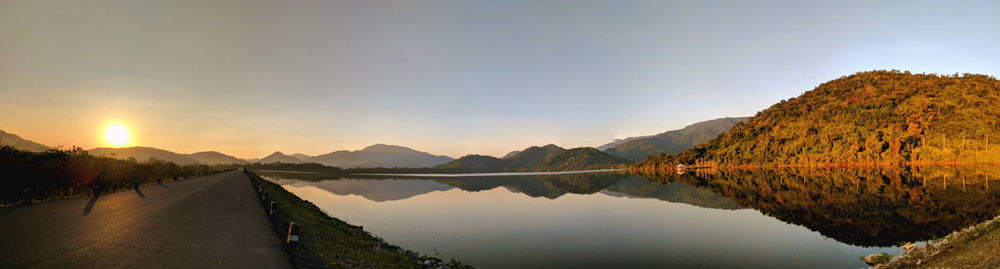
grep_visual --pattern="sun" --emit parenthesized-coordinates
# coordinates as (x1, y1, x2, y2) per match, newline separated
(103, 123, 132, 147)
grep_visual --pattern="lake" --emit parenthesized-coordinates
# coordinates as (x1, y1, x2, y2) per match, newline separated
(259, 166, 1000, 268)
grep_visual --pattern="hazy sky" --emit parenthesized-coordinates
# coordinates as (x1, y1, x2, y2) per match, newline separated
(2, 0, 998, 158)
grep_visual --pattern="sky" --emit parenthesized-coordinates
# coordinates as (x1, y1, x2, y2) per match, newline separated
(1, 0, 998, 159)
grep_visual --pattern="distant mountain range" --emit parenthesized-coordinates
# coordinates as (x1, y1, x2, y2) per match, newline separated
(304, 144, 453, 168)
(89, 147, 247, 165)
(432, 144, 628, 172)
(255, 144, 454, 168)
(257, 151, 304, 164)
(0, 130, 50, 152)
(188, 151, 248, 165)
(602, 117, 748, 161)
(2, 114, 745, 171)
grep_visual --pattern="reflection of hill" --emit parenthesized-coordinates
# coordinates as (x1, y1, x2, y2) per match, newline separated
(638, 166, 1000, 247)
(603, 178, 742, 210)
(255, 169, 345, 181)
(268, 177, 453, 202)
(433, 173, 627, 199)
(433, 174, 743, 211)
(271, 171, 743, 210)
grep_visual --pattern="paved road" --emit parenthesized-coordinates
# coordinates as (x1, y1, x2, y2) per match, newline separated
(0, 170, 293, 268)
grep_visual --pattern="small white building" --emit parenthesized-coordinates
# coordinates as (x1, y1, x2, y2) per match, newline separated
(675, 164, 686, 174)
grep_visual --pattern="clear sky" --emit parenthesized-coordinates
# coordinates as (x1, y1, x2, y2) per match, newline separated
(1, 0, 998, 158)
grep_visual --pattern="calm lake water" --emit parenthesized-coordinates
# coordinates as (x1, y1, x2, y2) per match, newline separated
(260, 167, 1000, 268)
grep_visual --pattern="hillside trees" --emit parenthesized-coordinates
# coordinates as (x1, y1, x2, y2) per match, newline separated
(634, 71, 1000, 168)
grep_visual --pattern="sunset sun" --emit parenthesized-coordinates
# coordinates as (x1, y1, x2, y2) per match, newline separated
(103, 123, 132, 147)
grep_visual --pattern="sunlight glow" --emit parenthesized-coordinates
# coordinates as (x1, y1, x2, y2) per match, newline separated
(103, 123, 132, 147)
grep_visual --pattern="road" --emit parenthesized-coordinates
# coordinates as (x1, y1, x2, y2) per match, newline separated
(0, 170, 293, 268)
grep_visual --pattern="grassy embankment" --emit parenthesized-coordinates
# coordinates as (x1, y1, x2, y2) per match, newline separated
(246, 171, 471, 268)
(879, 214, 1000, 268)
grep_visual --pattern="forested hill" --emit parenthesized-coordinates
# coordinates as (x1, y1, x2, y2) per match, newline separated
(633, 70, 1000, 169)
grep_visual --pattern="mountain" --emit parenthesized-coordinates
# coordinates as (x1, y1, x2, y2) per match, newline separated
(0, 130, 49, 152)
(434, 154, 510, 172)
(604, 117, 748, 161)
(596, 135, 651, 151)
(434, 144, 628, 172)
(533, 147, 630, 171)
(257, 151, 303, 164)
(188, 151, 248, 165)
(305, 144, 453, 168)
(89, 147, 249, 165)
(634, 70, 1000, 168)
(89, 147, 200, 164)
(501, 150, 521, 159)
(505, 144, 565, 168)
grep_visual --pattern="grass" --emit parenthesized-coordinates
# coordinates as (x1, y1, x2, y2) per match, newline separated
(879, 214, 1000, 268)
(246, 171, 473, 268)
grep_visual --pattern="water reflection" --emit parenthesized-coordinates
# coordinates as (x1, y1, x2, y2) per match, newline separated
(265, 169, 985, 268)
(272, 172, 743, 210)
(637, 166, 1000, 247)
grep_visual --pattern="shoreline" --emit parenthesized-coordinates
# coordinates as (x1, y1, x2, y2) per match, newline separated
(246, 171, 472, 268)
(877, 213, 1000, 268)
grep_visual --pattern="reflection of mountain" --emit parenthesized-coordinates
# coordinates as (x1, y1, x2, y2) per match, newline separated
(603, 178, 742, 210)
(272, 170, 743, 210)
(433, 173, 626, 199)
(268, 177, 453, 202)
(310, 179, 453, 202)
(254, 168, 346, 181)
(638, 166, 1000, 247)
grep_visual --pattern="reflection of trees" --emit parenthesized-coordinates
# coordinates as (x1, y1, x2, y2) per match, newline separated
(434, 174, 744, 210)
(603, 178, 743, 210)
(434, 173, 626, 199)
(637, 166, 1000, 247)
(289, 172, 743, 210)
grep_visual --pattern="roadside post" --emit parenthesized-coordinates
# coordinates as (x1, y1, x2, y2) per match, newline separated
(286, 222, 300, 245)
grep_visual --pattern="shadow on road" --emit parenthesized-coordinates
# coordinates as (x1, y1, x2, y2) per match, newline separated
(0, 206, 16, 218)
(83, 196, 99, 215)
(158, 183, 170, 190)
(134, 188, 145, 199)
